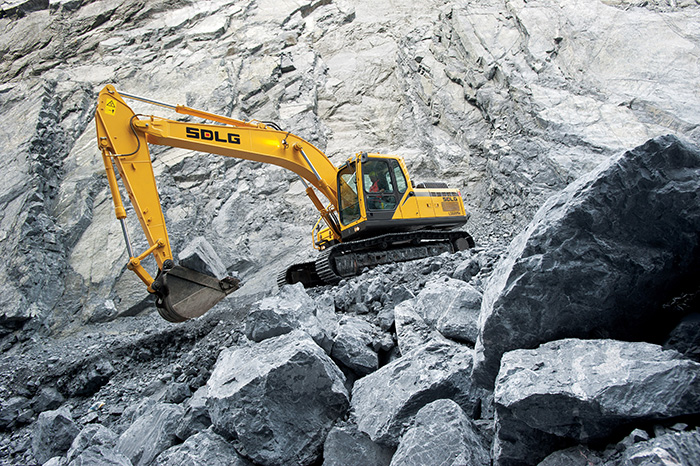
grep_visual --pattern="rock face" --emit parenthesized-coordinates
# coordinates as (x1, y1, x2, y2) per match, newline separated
(493, 339, 700, 465)
(390, 399, 490, 466)
(352, 340, 484, 447)
(205, 330, 349, 466)
(474, 135, 700, 388)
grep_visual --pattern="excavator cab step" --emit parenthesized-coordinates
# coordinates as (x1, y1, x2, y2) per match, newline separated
(151, 264, 240, 323)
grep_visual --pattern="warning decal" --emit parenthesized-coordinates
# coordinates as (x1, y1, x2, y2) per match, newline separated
(105, 99, 117, 115)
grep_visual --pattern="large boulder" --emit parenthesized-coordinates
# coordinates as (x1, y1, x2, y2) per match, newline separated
(493, 339, 700, 465)
(245, 284, 336, 353)
(322, 423, 394, 466)
(175, 385, 211, 441)
(67, 446, 133, 466)
(153, 428, 251, 466)
(206, 330, 349, 466)
(396, 276, 482, 353)
(178, 236, 229, 279)
(474, 135, 700, 388)
(390, 399, 490, 466)
(617, 428, 700, 466)
(351, 340, 485, 447)
(664, 312, 700, 363)
(0, 396, 32, 429)
(331, 316, 386, 376)
(115, 402, 183, 466)
(32, 407, 80, 464)
(67, 424, 119, 462)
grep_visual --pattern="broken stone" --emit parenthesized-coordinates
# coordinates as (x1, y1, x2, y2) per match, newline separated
(178, 236, 228, 279)
(206, 330, 349, 466)
(175, 385, 211, 441)
(618, 428, 700, 466)
(153, 428, 251, 466)
(390, 399, 490, 466)
(664, 312, 700, 363)
(352, 340, 484, 447)
(32, 407, 80, 464)
(412, 276, 482, 345)
(322, 422, 394, 466)
(31, 387, 64, 414)
(0, 396, 31, 429)
(67, 445, 132, 466)
(116, 402, 183, 466)
(67, 424, 118, 462)
(393, 299, 443, 354)
(246, 283, 334, 352)
(474, 135, 700, 388)
(331, 316, 380, 376)
(493, 339, 700, 465)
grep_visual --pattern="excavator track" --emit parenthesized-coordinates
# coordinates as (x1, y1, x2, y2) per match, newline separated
(280, 230, 474, 288)
(315, 248, 341, 285)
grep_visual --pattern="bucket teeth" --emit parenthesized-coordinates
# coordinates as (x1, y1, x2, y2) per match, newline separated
(153, 265, 240, 322)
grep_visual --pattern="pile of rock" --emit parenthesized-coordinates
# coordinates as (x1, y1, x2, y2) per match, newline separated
(16, 135, 700, 465)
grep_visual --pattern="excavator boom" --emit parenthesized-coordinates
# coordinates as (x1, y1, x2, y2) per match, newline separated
(96, 85, 342, 322)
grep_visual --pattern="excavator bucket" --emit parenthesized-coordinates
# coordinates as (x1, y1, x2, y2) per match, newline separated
(151, 265, 240, 323)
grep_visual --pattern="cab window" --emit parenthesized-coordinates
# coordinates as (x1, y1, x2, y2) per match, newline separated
(392, 160, 407, 193)
(363, 160, 394, 194)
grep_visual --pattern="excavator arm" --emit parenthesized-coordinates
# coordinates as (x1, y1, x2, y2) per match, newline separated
(95, 84, 341, 322)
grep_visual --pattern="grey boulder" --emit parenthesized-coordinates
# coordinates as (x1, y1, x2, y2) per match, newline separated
(331, 316, 383, 376)
(115, 402, 183, 466)
(178, 236, 228, 279)
(67, 445, 133, 466)
(206, 330, 349, 466)
(390, 399, 490, 466)
(394, 276, 482, 354)
(175, 385, 211, 441)
(474, 135, 700, 388)
(67, 424, 119, 462)
(32, 387, 65, 414)
(245, 283, 335, 352)
(352, 340, 484, 447)
(153, 428, 251, 466)
(322, 423, 394, 466)
(0, 396, 32, 429)
(413, 276, 482, 345)
(617, 428, 700, 466)
(32, 407, 80, 464)
(664, 312, 700, 363)
(494, 339, 700, 465)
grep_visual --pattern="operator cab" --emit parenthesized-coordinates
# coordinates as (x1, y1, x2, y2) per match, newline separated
(333, 152, 468, 243)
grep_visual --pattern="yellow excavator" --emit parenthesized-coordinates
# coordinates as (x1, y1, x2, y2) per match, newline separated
(95, 84, 473, 322)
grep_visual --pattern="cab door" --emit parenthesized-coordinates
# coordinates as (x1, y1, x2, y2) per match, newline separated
(361, 158, 405, 221)
(337, 162, 362, 227)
